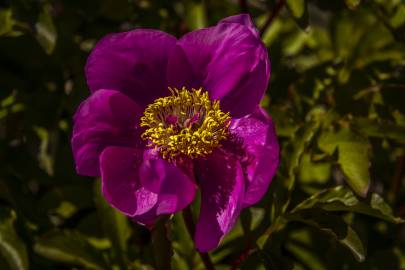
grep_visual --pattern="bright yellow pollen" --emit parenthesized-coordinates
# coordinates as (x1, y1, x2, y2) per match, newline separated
(140, 87, 230, 160)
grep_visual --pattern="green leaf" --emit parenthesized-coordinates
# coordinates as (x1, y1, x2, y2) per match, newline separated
(345, 0, 361, 9)
(171, 252, 189, 270)
(0, 208, 29, 270)
(267, 105, 299, 138)
(39, 185, 94, 217)
(318, 128, 370, 197)
(152, 218, 173, 270)
(261, 18, 284, 48)
(286, 122, 320, 191)
(286, 0, 305, 18)
(338, 142, 370, 196)
(33, 126, 55, 176)
(269, 121, 319, 221)
(291, 186, 403, 223)
(171, 214, 194, 255)
(171, 213, 206, 269)
(285, 0, 309, 30)
(285, 230, 327, 270)
(286, 209, 366, 262)
(352, 117, 405, 143)
(299, 154, 331, 193)
(185, 2, 206, 30)
(35, 6, 57, 54)
(34, 230, 107, 269)
(94, 180, 131, 267)
(1, 90, 16, 108)
(0, 9, 15, 36)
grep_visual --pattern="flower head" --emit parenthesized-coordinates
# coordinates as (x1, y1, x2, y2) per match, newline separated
(141, 87, 230, 160)
(71, 14, 279, 252)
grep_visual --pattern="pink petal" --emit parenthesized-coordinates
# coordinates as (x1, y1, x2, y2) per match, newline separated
(230, 107, 279, 207)
(194, 151, 245, 252)
(71, 90, 143, 176)
(167, 14, 270, 118)
(100, 147, 157, 216)
(85, 29, 177, 107)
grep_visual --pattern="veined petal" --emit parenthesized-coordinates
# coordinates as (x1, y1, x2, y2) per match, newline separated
(194, 151, 245, 252)
(219, 13, 260, 38)
(167, 15, 270, 118)
(71, 90, 143, 176)
(86, 29, 177, 107)
(139, 150, 197, 215)
(100, 147, 158, 216)
(230, 107, 279, 207)
(100, 147, 197, 219)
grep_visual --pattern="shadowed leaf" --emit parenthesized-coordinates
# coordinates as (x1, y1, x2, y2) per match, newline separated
(287, 209, 366, 262)
(94, 180, 131, 267)
(352, 117, 405, 143)
(0, 208, 29, 270)
(185, 2, 206, 30)
(285, 0, 309, 30)
(34, 230, 107, 269)
(35, 6, 57, 54)
(291, 186, 403, 223)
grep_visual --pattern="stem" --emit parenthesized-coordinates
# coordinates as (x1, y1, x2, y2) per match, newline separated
(230, 243, 253, 270)
(259, 0, 285, 37)
(230, 216, 286, 269)
(182, 206, 215, 270)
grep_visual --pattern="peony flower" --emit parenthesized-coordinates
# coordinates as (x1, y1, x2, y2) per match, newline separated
(71, 14, 279, 252)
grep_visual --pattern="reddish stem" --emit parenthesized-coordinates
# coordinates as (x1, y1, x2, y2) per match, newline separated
(230, 243, 253, 270)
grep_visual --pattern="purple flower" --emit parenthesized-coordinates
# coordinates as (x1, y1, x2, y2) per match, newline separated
(71, 14, 279, 252)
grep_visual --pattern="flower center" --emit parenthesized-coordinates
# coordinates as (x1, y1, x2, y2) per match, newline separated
(140, 87, 230, 160)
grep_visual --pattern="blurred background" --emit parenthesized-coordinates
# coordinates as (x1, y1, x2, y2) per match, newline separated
(0, 0, 404, 269)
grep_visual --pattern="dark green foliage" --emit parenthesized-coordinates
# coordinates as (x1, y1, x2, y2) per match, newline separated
(0, 0, 404, 269)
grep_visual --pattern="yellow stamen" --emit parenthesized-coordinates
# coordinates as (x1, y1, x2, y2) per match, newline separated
(140, 87, 230, 160)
